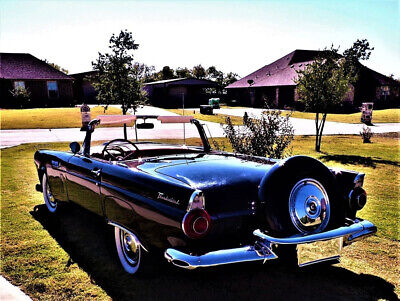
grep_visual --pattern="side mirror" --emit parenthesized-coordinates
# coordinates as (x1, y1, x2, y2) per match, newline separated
(136, 122, 154, 129)
(70, 142, 81, 154)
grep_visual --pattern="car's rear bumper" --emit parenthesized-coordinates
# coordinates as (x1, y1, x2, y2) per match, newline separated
(164, 218, 376, 269)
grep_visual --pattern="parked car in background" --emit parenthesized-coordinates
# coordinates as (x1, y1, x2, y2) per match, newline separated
(34, 115, 376, 275)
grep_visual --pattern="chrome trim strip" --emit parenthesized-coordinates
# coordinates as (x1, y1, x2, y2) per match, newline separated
(164, 244, 278, 269)
(253, 219, 376, 245)
(107, 221, 148, 252)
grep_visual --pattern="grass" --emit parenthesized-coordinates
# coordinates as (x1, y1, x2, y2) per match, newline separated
(288, 108, 400, 124)
(166, 109, 243, 125)
(169, 107, 399, 125)
(0, 106, 122, 129)
(1, 135, 399, 299)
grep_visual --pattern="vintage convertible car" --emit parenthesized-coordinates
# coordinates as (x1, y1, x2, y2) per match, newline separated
(34, 115, 376, 275)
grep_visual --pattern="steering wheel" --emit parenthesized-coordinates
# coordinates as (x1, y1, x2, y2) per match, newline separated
(101, 139, 139, 161)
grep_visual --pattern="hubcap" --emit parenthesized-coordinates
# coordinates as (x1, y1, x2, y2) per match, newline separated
(289, 178, 330, 233)
(46, 181, 56, 208)
(121, 230, 139, 266)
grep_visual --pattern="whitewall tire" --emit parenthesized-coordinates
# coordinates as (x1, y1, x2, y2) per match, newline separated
(42, 173, 57, 213)
(114, 227, 142, 275)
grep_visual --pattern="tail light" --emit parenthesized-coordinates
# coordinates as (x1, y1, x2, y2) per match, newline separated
(182, 190, 211, 239)
(182, 209, 211, 239)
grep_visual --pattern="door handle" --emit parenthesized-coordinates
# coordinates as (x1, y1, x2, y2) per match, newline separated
(91, 168, 101, 178)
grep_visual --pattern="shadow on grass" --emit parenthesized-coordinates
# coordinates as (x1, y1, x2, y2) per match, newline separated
(320, 154, 399, 168)
(31, 204, 397, 301)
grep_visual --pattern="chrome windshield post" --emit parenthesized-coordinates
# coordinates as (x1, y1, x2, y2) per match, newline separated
(81, 119, 99, 157)
(191, 119, 211, 152)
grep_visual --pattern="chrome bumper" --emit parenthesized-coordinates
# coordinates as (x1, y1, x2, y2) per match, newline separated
(164, 219, 376, 269)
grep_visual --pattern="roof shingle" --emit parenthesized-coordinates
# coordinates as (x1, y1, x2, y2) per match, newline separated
(226, 49, 397, 89)
(0, 53, 73, 80)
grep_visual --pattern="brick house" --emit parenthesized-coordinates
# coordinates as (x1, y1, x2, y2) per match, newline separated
(226, 49, 399, 109)
(0, 53, 74, 108)
(71, 71, 98, 104)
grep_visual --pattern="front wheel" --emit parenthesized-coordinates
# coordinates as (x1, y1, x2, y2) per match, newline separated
(114, 227, 143, 275)
(42, 173, 58, 213)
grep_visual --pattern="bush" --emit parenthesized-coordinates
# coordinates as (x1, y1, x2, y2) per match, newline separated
(360, 126, 373, 143)
(9, 87, 31, 108)
(222, 108, 294, 159)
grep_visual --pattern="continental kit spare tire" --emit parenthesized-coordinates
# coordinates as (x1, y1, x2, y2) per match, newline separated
(258, 156, 344, 237)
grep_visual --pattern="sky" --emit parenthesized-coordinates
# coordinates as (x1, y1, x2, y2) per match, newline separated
(1, 0, 399, 78)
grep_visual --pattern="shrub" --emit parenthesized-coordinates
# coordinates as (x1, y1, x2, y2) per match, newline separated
(360, 126, 373, 143)
(9, 87, 31, 108)
(222, 108, 294, 159)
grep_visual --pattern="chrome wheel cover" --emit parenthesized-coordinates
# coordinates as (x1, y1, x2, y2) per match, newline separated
(46, 181, 57, 208)
(43, 174, 57, 213)
(120, 230, 140, 267)
(289, 178, 330, 233)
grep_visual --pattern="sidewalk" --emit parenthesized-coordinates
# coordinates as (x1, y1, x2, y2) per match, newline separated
(0, 276, 31, 301)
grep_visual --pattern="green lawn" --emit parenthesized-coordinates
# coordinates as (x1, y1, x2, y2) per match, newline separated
(1, 135, 399, 299)
(288, 108, 400, 123)
(169, 107, 399, 125)
(0, 106, 122, 129)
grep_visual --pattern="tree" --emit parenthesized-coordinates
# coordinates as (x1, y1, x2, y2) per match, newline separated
(133, 62, 155, 83)
(295, 39, 373, 151)
(206, 66, 224, 93)
(44, 60, 69, 74)
(159, 66, 175, 80)
(92, 30, 147, 139)
(222, 107, 294, 159)
(223, 72, 239, 87)
(176, 67, 192, 78)
(192, 64, 206, 79)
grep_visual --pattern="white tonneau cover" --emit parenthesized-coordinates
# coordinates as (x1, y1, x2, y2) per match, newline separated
(97, 115, 193, 125)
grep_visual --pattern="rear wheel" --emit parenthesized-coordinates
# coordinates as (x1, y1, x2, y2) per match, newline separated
(42, 173, 57, 213)
(114, 227, 143, 275)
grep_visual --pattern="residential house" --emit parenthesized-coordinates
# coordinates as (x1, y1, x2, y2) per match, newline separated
(226, 49, 399, 109)
(143, 78, 218, 108)
(0, 53, 74, 108)
(71, 71, 98, 104)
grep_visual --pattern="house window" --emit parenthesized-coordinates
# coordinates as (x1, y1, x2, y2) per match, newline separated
(47, 81, 59, 99)
(381, 85, 390, 96)
(14, 81, 25, 89)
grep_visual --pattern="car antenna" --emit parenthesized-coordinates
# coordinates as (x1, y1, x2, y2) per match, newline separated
(182, 93, 186, 145)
